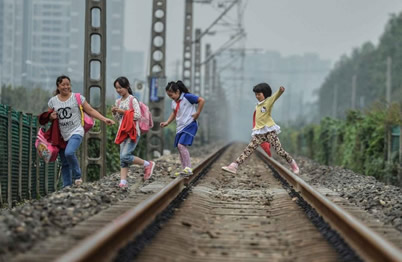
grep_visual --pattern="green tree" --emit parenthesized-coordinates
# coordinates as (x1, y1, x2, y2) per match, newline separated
(1, 85, 51, 114)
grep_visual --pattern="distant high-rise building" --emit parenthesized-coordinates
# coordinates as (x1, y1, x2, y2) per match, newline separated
(0, 0, 73, 89)
(0, 0, 126, 95)
(0, 0, 3, 65)
(122, 50, 145, 80)
(68, 0, 85, 86)
(26, 0, 72, 89)
(106, 0, 125, 95)
(1, 0, 25, 88)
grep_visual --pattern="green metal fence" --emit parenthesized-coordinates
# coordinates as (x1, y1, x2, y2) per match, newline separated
(0, 104, 59, 208)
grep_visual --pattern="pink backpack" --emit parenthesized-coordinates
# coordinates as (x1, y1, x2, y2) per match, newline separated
(35, 128, 59, 163)
(75, 93, 94, 132)
(117, 96, 154, 134)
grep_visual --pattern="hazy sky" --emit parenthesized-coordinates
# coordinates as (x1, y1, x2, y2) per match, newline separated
(124, 0, 402, 72)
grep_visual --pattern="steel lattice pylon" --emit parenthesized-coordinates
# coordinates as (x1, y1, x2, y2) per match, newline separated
(82, 0, 107, 180)
(182, 0, 193, 89)
(147, 0, 167, 159)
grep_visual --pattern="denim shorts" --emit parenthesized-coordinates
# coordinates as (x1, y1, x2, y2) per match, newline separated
(120, 136, 140, 168)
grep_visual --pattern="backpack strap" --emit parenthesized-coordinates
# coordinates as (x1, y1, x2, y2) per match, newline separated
(129, 96, 134, 110)
(74, 93, 82, 106)
(74, 93, 84, 127)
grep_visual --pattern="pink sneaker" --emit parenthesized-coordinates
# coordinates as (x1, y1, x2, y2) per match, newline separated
(119, 183, 128, 188)
(144, 161, 155, 180)
(290, 160, 300, 174)
(221, 162, 238, 174)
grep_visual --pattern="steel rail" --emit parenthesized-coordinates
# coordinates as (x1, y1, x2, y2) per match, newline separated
(56, 144, 229, 262)
(256, 150, 402, 262)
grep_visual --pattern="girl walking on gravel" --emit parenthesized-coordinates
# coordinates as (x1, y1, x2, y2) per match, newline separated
(112, 76, 155, 188)
(222, 83, 299, 175)
(160, 81, 205, 176)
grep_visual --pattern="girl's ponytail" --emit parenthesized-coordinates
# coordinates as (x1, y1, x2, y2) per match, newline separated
(165, 80, 190, 94)
(127, 86, 133, 95)
(176, 80, 189, 93)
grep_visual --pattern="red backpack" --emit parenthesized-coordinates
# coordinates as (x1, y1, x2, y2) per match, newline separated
(117, 96, 153, 134)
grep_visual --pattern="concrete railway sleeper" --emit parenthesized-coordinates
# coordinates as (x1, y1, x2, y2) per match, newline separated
(19, 143, 402, 262)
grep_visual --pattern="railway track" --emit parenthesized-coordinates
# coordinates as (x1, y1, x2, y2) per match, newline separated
(12, 144, 402, 262)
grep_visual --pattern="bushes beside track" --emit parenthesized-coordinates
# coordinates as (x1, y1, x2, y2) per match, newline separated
(280, 103, 401, 185)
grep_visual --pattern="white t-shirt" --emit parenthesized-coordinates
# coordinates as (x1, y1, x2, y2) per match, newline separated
(112, 95, 141, 136)
(48, 93, 85, 141)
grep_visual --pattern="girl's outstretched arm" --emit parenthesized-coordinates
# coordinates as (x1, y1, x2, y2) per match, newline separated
(192, 97, 205, 120)
(160, 112, 175, 128)
(83, 101, 115, 125)
(269, 86, 285, 103)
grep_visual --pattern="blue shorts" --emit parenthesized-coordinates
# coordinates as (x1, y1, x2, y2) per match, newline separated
(174, 121, 198, 147)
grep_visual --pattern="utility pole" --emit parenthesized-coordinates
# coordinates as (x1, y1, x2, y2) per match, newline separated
(386, 56, 392, 105)
(332, 84, 338, 118)
(386, 56, 392, 164)
(351, 74, 357, 110)
(147, 0, 167, 159)
(82, 0, 107, 180)
(182, 0, 193, 89)
(193, 29, 202, 146)
(203, 44, 211, 143)
(193, 28, 202, 95)
(211, 58, 217, 141)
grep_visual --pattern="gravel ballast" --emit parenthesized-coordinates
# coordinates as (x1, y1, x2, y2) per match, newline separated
(0, 146, 400, 261)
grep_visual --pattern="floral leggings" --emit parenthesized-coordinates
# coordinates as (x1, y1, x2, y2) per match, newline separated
(235, 131, 293, 165)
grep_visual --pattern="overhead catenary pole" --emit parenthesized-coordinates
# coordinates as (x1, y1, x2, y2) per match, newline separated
(351, 74, 357, 110)
(211, 58, 218, 141)
(202, 44, 211, 143)
(193, 28, 202, 146)
(82, 0, 107, 179)
(193, 28, 202, 95)
(386, 56, 392, 105)
(203, 44, 211, 100)
(386, 56, 392, 164)
(147, 0, 167, 159)
(182, 0, 193, 89)
(332, 84, 338, 118)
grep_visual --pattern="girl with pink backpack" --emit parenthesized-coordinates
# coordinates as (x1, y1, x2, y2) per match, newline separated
(112, 77, 155, 188)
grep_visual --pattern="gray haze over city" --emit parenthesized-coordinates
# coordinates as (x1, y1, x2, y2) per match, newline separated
(1, 0, 402, 141)
(125, 0, 402, 68)
(121, 0, 401, 141)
